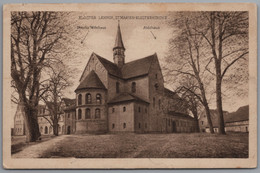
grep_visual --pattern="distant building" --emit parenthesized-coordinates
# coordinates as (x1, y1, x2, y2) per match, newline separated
(199, 105, 249, 133)
(62, 98, 76, 134)
(13, 98, 76, 136)
(73, 23, 197, 134)
(13, 103, 26, 136)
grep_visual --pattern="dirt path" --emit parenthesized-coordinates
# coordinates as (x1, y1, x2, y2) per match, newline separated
(12, 135, 68, 158)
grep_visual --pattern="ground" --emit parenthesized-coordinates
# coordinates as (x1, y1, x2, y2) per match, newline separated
(12, 133, 248, 158)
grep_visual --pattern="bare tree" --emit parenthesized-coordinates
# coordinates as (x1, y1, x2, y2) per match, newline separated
(198, 12, 249, 134)
(165, 12, 214, 133)
(41, 63, 71, 136)
(11, 12, 68, 142)
(176, 76, 203, 132)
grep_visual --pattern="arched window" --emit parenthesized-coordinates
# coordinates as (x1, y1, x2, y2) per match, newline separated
(123, 123, 126, 129)
(95, 108, 101, 119)
(49, 126, 52, 134)
(123, 106, 126, 112)
(78, 109, 82, 120)
(112, 124, 115, 129)
(159, 99, 161, 110)
(139, 123, 141, 129)
(85, 108, 91, 119)
(153, 97, 155, 108)
(96, 94, 102, 104)
(116, 82, 120, 93)
(45, 126, 48, 134)
(86, 93, 92, 104)
(78, 94, 82, 105)
(131, 82, 136, 93)
(138, 107, 141, 112)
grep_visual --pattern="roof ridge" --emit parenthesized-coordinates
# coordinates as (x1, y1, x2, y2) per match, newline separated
(124, 53, 156, 65)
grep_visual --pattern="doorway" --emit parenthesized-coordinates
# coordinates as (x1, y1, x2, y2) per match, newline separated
(67, 126, 71, 134)
(172, 121, 177, 133)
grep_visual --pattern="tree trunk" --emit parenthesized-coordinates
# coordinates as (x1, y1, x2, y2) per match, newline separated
(191, 111, 200, 132)
(53, 119, 59, 136)
(23, 103, 41, 142)
(198, 80, 214, 133)
(216, 75, 226, 134)
(204, 105, 214, 133)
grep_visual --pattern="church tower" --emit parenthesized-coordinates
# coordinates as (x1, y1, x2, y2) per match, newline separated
(113, 22, 125, 68)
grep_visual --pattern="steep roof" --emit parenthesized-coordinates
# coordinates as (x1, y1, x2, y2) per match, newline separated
(108, 92, 149, 104)
(75, 70, 106, 91)
(93, 53, 157, 80)
(168, 111, 195, 120)
(164, 88, 177, 98)
(121, 54, 156, 79)
(62, 98, 75, 107)
(113, 23, 125, 50)
(204, 105, 248, 127)
(225, 105, 249, 123)
(94, 53, 122, 78)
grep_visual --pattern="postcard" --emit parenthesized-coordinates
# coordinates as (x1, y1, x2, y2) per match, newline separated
(2, 3, 257, 169)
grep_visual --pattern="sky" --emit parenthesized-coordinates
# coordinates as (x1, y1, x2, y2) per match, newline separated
(11, 11, 249, 126)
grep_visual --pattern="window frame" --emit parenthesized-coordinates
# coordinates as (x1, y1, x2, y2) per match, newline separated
(116, 82, 120, 93)
(95, 108, 101, 119)
(85, 108, 91, 119)
(78, 109, 82, 120)
(131, 82, 136, 93)
(78, 94, 82, 105)
(96, 93, 102, 104)
(86, 93, 92, 104)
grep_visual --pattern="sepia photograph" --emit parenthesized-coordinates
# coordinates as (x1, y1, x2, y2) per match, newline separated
(2, 3, 257, 169)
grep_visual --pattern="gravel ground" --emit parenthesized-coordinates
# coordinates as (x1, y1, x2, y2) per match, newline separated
(12, 132, 248, 158)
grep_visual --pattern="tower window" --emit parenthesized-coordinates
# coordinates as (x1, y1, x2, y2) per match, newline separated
(116, 82, 120, 93)
(85, 108, 91, 119)
(139, 123, 141, 129)
(123, 106, 126, 112)
(112, 124, 115, 129)
(138, 107, 141, 113)
(86, 93, 92, 104)
(201, 121, 204, 125)
(78, 109, 82, 120)
(112, 108, 115, 113)
(95, 108, 101, 119)
(153, 97, 155, 108)
(96, 94, 102, 104)
(123, 123, 126, 129)
(131, 82, 136, 93)
(159, 99, 161, 110)
(78, 94, 82, 105)
(155, 73, 158, 79)
(45, 126, 48, 134)
(154, 83, 159, 90)
(145, 108, 147, 113)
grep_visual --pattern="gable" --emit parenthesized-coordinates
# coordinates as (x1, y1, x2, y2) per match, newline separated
(79, 53, 108, 88)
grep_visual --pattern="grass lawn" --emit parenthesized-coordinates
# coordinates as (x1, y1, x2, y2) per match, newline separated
(36, 132, 248, 158)
(11, 135, 56, 154)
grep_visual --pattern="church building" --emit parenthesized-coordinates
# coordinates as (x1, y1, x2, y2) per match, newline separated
(74, 23, 198, 134)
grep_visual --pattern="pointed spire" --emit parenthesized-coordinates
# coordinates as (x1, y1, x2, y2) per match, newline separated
(113, 20, 125, 50)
